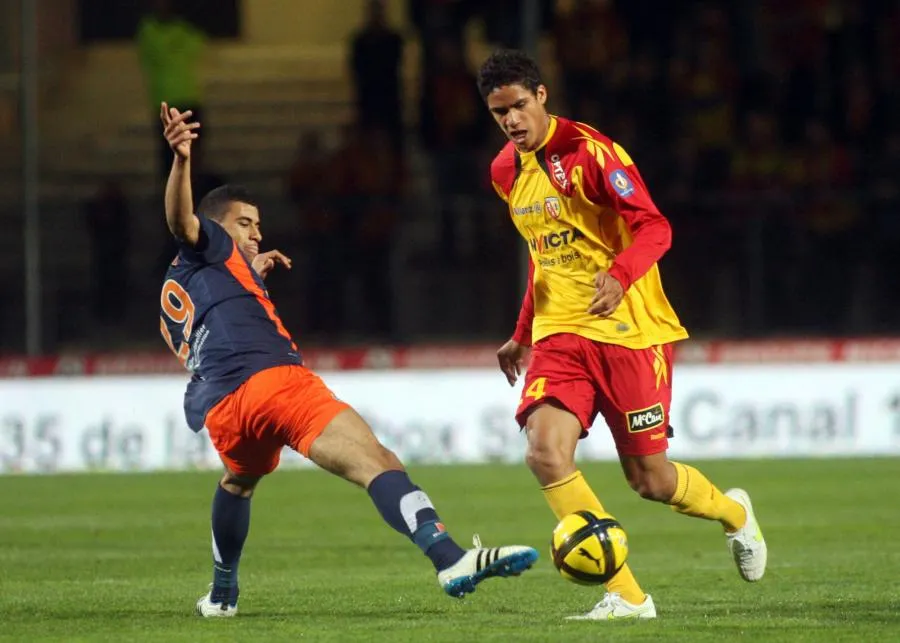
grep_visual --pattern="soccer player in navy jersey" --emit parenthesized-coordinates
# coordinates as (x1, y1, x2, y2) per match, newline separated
(158, 103, 538, 617)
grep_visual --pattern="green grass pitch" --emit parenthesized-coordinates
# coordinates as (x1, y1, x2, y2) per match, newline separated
(1, 458, 898, 642)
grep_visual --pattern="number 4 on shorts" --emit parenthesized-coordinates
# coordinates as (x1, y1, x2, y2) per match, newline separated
(519, 377, 547, 405)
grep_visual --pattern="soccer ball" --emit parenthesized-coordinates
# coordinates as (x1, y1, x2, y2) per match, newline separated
(550, 510, 628, 585)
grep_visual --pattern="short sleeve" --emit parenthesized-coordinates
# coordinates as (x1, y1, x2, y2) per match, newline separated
(179, 216, 233, 265)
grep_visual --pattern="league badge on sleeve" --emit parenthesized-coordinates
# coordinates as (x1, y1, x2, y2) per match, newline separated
(609, 169, 635, 198)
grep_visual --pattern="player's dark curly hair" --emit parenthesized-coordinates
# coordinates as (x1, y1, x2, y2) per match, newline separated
(197, 184, 258, 222)
(476, 49, 544, 100)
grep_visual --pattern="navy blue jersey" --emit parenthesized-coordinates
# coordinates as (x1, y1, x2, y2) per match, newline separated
(160, 217, 302, 431)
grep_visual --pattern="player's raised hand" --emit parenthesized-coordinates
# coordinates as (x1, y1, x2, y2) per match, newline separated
(588, 270, 624, 317)
(497, 339, 528, 386)
(160, 102, 200, 160)
(251, 249, 292, 280)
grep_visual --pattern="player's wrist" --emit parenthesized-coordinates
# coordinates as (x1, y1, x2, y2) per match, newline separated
(512, 325, 532, 347)
(606, 265, 630, 291)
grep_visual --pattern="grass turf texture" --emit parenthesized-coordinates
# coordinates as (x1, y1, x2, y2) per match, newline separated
(1, 458, 898, 642)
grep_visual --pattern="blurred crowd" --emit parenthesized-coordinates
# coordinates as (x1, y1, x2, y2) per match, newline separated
(554, 0, 900, 336)
(75, 0, 900, 351)
(286, 0, 900, 341)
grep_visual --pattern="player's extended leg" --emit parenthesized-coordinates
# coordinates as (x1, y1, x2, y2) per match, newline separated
(523, 401, 656, 620)
(590, 341, 767, 586)
(196, 467, 261, 617)
(620, 452, 767, 582)
(308, 407, 538, 597)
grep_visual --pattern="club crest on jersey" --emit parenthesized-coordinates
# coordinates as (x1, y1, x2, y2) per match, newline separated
(544, 196, 562, 220)
(550, 154, 568, 189)
(609, 169, 635, 198)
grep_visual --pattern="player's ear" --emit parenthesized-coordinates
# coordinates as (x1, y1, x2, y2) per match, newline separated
(536, 85, 548, 106)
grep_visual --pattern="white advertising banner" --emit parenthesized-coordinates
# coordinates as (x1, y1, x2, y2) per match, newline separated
(1, 365, 899, 474)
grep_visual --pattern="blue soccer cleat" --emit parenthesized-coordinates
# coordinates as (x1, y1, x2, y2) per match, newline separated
(437, 535, 539, 598)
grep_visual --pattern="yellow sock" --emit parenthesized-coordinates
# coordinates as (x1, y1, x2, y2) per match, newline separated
(542, 470, 645, 605)
(668, 462, 746, 531)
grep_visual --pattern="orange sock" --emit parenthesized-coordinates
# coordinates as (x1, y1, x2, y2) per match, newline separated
(668, 462, 746, 531)
(542, 471, 646, 605)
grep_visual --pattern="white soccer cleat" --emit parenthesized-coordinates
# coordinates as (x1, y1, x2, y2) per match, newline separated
(725, 488, 767, 582)
(437, 535, 539, 598)
(565, 592, 657, 621)
(196, 585, 239, 618)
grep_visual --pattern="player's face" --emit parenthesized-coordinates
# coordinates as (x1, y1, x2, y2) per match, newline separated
(486, 84, 549, 152)
(221, 201, 262, 261)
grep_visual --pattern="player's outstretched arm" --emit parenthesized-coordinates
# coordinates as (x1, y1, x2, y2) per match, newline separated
(161, 102, 201, 245)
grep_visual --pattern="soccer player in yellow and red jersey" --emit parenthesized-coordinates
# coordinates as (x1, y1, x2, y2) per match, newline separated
(477, 49, 768, 620)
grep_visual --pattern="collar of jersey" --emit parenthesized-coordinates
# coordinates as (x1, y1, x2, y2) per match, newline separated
(517, 115, 558, 158)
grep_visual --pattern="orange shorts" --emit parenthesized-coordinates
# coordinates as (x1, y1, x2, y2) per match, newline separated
(205, 364, 350, 476)
(515, 334, 674, 457)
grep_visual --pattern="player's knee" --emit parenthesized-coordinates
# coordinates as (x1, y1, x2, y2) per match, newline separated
(373, 443, 403, 471)
(220, 471, 261, 498)
(525, 441, 571, 481)
(348, 444, 405, 487)
(625, 469, 673, 502)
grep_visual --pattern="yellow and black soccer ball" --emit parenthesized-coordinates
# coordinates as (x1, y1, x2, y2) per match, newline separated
(550, 510, 629, 585)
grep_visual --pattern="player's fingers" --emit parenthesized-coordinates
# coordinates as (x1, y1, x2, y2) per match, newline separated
(593, 296, 616, 317)
(173, 132, 195, 146)
(164, 120, 184, 138)
(160, 102, 168, 123)
(169, 109, 189, 128)
(271, 251, 292, 267)
(507, 358, 520, 382)
(168, 118, 196, 135)
(174, 128, 199, 143)
(171, 110, 193, 128)
(587, 298, 608, 316)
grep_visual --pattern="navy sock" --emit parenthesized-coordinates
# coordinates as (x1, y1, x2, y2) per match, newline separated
(367, 470, 466, 571)
(211, 484, 251, 595)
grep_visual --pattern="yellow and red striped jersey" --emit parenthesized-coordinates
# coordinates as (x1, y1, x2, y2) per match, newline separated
(491, 115, 688, 349)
